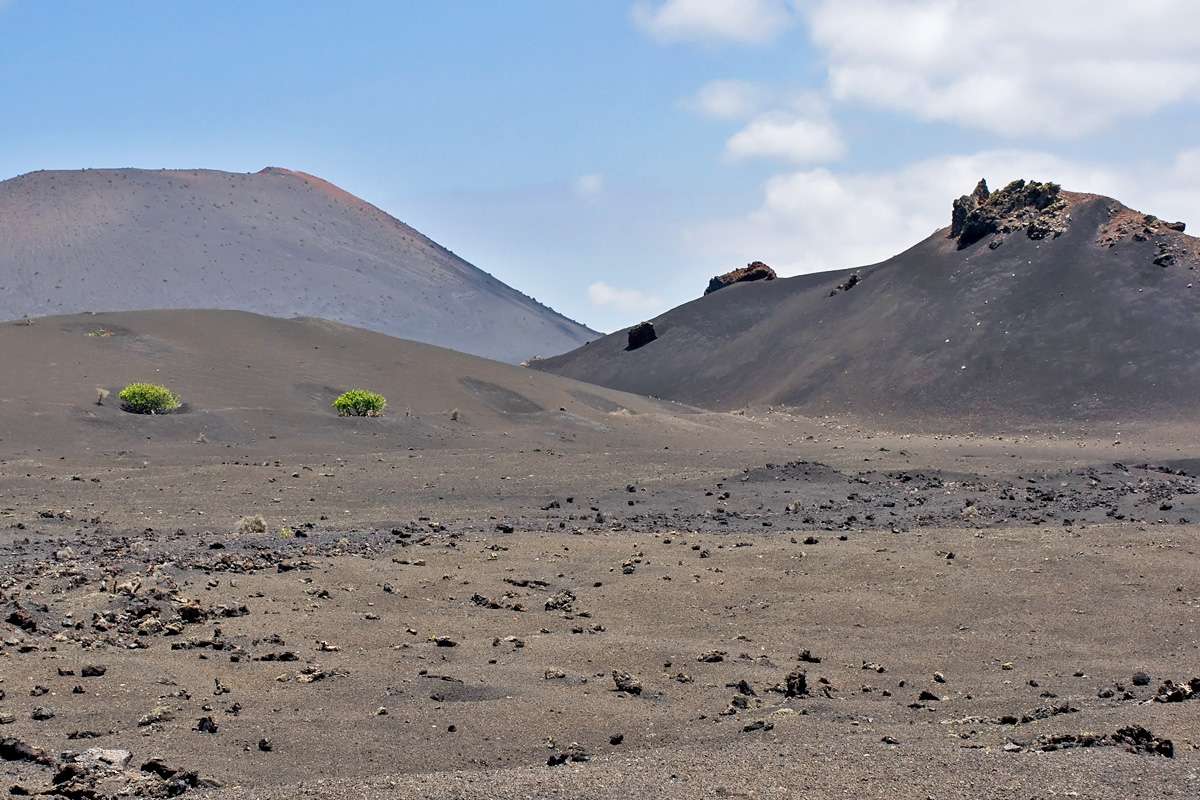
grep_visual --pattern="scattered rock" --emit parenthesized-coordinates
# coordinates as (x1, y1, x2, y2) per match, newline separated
(784, 669, 809, 698)
(75, 747, 132, 771)
(30, 707, 54, 721)
(1153, 677, 1200, 703)
(828, 272, 860, 297)
(547, 742, 589, 766)
(627, 322, 657, 351)
(612, 670, 642, 695)
(1026, 726, 1173, 758)
(545, 590, 576, 612)
(0, 738, 54, 766)
(697, 650, 726, 663)
(80, 665, 107, 678)
(295, 665, 326, 683)
(140, 758, 221, 791)
(138, 705, 174, 726)
(742, 720, 774, 733)
(5, 609, 38, 632)
(705, 261, 777, 295)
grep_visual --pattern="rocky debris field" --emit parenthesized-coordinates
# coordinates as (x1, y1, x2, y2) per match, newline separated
(3, 443, 1200, 798)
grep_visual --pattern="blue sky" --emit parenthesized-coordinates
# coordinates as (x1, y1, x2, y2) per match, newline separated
(3, 1, 1200, 332)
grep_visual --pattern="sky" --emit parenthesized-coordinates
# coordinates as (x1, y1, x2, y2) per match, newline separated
(3, 1, 1200, 333)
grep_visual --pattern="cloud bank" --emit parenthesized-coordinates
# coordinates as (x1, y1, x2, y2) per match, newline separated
(809, 0, 1200, 138)
(631, 0, 796, 45)
(638, 0, 1200, 285)
(588, 281, 663, 315)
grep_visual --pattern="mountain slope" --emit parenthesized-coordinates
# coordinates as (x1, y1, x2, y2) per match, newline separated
(534, 181, 1200, 430)
(0, 167, 597, 363)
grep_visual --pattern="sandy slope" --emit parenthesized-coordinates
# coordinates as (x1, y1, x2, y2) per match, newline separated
(0, 168, 597, 363)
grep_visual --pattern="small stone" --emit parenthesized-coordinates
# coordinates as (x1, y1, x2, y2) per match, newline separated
(30, 707, 54, 721)
(138, 705, 175, 726)
(258, 738, 273, 752)
(76, 747, 132, 770)
(742, 720, 774, 733)
(612, 670, 642, 695)
(785, 669, 809, 698)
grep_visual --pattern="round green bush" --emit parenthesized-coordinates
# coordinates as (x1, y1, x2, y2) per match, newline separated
(119, 383, 181, 414)
(333, 389, 387, 417)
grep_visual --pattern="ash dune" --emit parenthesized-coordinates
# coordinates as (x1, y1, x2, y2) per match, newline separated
(0, 309, 676, 462)
(536, 180, 1200, 431)
(0, 167, 596, 363)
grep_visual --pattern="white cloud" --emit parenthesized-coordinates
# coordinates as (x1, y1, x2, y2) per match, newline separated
(574, 173, 604, 202)
(686, 149, 1133, 275)
(631, 0, 795, 45)
(681, 79, 775, 120)
(725, 111, 845, 165)
(808, 0, 1200, 138)
(588, 281, 664, 314)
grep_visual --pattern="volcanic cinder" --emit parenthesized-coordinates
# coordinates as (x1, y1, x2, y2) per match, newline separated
(536, 180, 1200, 431)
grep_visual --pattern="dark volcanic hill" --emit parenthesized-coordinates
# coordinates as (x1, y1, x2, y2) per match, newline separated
(0, 167, 597, 363)
(535, 180, 1200, 431)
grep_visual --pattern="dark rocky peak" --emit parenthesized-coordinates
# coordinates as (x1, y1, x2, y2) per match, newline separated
(950, 178, 1068, 250)
(950, 179, 991, 239)
(705, 261, 777, 295)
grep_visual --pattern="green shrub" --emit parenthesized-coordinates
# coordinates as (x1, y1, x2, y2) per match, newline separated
(119, 383, 181, 414)
(333, 389, 386, 417)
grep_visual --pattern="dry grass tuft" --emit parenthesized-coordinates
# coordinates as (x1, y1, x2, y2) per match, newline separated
(238, 514, 267, 534)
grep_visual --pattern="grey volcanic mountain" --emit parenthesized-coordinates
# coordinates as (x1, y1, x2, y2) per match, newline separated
(535, 180, 1199, 430)
(0, 167, 597, 363)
